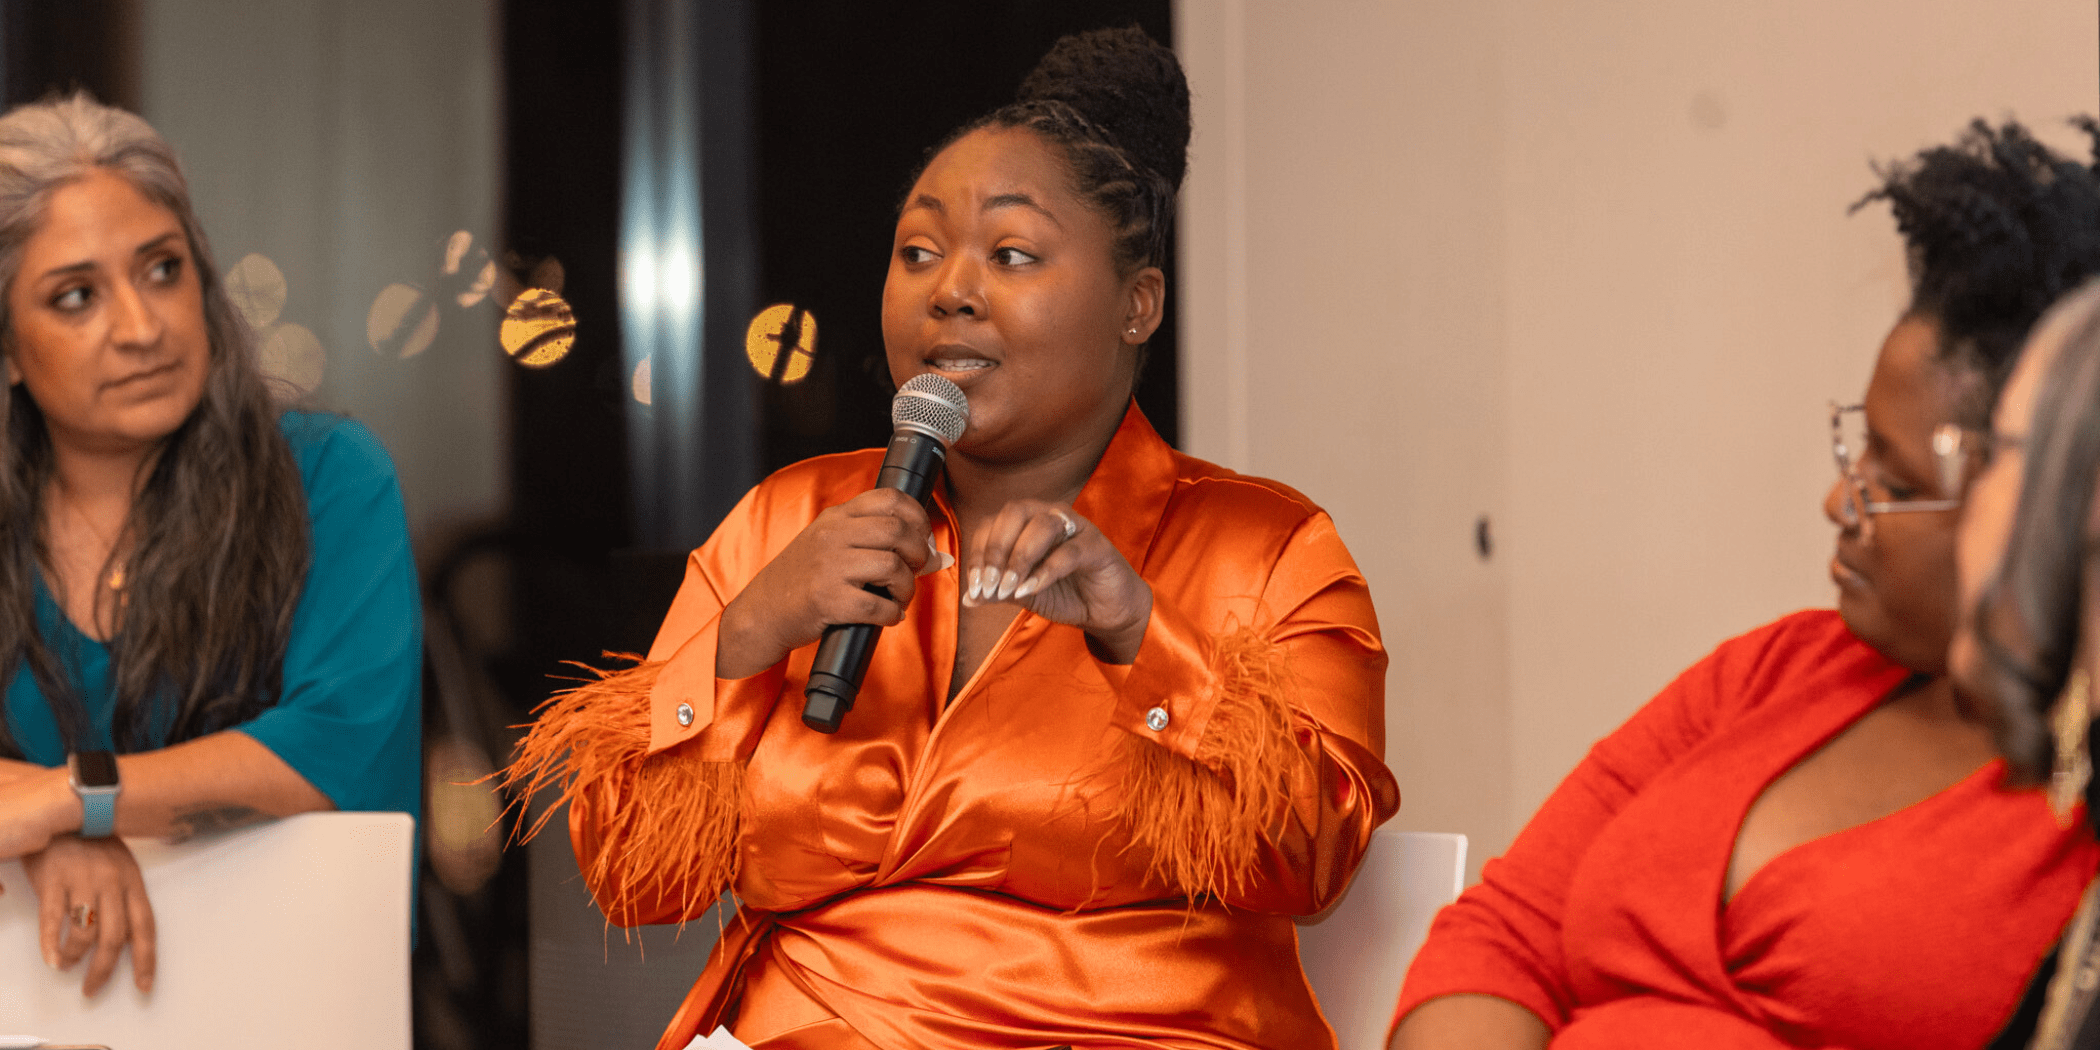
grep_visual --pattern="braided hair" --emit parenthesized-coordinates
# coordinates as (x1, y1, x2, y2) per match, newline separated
(912, 27, 1189, 277)
(1854, 117, 2100, 428)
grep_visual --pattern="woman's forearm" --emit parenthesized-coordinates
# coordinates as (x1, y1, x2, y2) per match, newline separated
(1389, 994, 1552, 1050)
(6, 730, 332, 850)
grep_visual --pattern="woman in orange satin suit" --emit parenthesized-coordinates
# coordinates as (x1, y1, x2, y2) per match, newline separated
(506, 27, 1400, 1050)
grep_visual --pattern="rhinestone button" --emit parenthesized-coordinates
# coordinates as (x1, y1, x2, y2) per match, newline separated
(1145, 706, 1170, 732)
(676, 702, 694, 727)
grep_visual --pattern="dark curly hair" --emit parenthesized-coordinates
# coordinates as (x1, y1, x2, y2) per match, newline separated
(909, 26, 1189, 276)
(1971, 281, 2100, 785)
(1853, 117, 2100, 428)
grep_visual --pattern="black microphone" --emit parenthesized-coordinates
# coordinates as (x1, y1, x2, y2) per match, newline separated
(802, 372, 970, 733)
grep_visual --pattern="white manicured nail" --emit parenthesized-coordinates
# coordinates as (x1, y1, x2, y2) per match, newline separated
(997, 570, 1020, 601)
(1014, 576, 1041, 599)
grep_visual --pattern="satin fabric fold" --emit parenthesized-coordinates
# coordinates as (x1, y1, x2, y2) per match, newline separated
(571, 404, 1398, 1050)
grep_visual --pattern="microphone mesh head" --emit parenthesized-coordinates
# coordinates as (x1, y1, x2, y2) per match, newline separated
(893, 373, 969, 446)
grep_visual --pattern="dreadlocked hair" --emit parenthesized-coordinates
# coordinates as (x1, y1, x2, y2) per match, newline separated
(1854, 116, 2100, 428)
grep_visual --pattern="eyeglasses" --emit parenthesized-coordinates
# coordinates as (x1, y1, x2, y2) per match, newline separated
(1830, 402, 1962, 532)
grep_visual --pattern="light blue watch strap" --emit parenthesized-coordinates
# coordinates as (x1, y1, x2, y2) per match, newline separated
(78, 788, 118, 838)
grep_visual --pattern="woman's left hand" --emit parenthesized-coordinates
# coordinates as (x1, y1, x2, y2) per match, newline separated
(20, 835, 156, 995)
(963, 500, 1152, 662)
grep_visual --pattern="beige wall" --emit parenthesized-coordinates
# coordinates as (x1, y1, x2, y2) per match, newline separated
(1177, 0, 2099, 878)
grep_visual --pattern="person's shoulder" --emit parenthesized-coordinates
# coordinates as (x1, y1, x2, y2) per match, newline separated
(1730, 608, 1856, 654)
(277, 410, 400, 491)
(1163, 449, 1325, 528)
(758, 447, 884, 492)
(736, 447, 888, 515)
(1706, 608, 1887, 690)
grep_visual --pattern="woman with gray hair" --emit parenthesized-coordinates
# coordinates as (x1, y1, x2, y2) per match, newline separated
(0, 93, 420, 996)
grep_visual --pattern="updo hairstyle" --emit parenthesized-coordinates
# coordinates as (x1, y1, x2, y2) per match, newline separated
(915, 26, 1190, 277)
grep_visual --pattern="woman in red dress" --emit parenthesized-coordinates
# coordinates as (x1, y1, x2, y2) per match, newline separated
(1392, 119, 2100, 1050)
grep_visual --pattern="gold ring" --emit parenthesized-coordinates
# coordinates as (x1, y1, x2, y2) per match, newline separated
(70, 903, 95, 929)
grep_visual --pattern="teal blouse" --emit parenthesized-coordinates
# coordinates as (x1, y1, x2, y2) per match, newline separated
(2, 411, 422, 820)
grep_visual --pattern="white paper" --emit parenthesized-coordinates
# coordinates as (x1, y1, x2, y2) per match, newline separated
(679, 1026, 754, 1050)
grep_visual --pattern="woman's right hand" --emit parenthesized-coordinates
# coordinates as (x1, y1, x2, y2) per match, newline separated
(19, 834, 156, 996)
(717, 488, 932, 679)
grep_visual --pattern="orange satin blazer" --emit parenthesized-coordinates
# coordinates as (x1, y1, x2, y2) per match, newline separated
(558, 404, 1399, 1050)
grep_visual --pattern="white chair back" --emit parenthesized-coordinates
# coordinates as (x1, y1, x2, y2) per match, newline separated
(0, 811, 413, 1050)
(1298, 829, 1468, 1050)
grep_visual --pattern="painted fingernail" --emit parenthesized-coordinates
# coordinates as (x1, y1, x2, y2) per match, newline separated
(965, 567, 979, 599)
(997, 570, 1021, 601)
(44, 950, 58, 969)
(1014, 576, 1042, 599)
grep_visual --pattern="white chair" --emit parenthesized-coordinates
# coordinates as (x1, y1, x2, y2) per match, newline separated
(1298, 829, 1468, 1050)
(0, 811, 414, 1050)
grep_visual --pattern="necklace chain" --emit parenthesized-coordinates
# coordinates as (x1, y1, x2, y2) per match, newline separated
(49, 481, 129, 593)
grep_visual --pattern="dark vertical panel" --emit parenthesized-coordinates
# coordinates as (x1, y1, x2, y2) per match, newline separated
(3, 0, 140, 110)
(621, 0, 760, 553)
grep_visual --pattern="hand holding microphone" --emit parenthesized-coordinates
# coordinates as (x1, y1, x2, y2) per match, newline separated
(715, 374, 965, 699)
(800, 374, 969, 731)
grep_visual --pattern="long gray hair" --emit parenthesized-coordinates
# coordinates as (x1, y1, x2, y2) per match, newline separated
(0, 93, 310, 756)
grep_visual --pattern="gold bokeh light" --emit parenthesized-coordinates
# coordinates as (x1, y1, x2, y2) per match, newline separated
(745, 302, 816, 384)
(501, 287, 577, 368)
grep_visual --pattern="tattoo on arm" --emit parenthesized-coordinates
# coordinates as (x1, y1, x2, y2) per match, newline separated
(169, 804, 270, 843)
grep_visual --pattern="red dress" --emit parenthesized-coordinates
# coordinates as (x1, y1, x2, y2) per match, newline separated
(1396, 610, 2098, 1048)
(509, 404, 1400, 1050)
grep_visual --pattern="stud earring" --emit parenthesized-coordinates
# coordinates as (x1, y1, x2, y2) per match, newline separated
(2050, 669, 2093, 826)
(1127, 327, 1138, 336)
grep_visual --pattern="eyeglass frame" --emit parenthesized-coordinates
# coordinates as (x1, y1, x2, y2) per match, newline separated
(1829, 401, 1963, 530)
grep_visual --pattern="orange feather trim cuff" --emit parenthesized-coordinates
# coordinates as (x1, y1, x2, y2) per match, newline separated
(499, 654, 744, 927)
(1113, 625, 1301, 902)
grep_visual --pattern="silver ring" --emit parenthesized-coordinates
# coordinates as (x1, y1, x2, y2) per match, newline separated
(1052, 509, 1079, 542)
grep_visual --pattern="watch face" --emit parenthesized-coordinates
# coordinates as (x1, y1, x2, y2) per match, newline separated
(72, 750, 119, 788)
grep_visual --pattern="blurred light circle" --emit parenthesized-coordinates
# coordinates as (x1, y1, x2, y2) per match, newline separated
(501, 287, 576, 368)
(457, 258, 497, 308)
(744, 302, 816, 384)
(633, 355, 653, 404)
(367, 282, 439, 359)
(424, 736, 502, 896)
(259, 322, 326, 397)
(529, 255, 566, 295)
(442, 230, 474, 275)
(226, 253, 287, 330)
